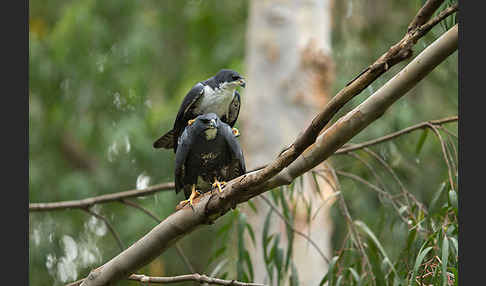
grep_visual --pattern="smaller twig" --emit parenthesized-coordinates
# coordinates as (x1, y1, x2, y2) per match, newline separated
(408, 0, 444, 31)
(81, 208, 125, 251)
(335, 116, 457, 154)
(128, 273, 265, 285)
(68, 273, 263, 286)
(437, 126, 458, 176)
(363, 148, 427, 216)
(333, 170, 411, 227)
(427, 123, 456, 190)
(439, 125, 458, 140)
(326, 167, 374, 283)
(413, 3, 458, 38)
(30, 182, 174, 211)
(308, 172, 340, 221)
(260, 194, 330, 264)
(345, 152, 389, 203)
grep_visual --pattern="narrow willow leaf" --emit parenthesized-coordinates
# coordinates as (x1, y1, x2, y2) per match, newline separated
(319, 256, 339, 286)
(262, 210, 274, 283)
(355, 220, 398, 277)
(276, 247, 284, 282)
(448, 189, 458, 211)
(415, 129, 428, 155)
(262, 209, 273, 260)
(448, 236, 458, 260)
(429, 182, 447, 215)
(311, 171, 322, 194)
(210, 258, 228, 278)
(441, 235, 450, 286)
(247, 200, 258, 214)
(244, 250, 254, 281)
(290, 261, 299, 286)
(410, 246, 433, 286)
(246, 223, 256, 247)
(208, 246, 227, 265)
(348, 267, 360, 283)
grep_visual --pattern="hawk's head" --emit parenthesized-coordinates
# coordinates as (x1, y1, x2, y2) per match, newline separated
(194, 113, 220, 140)
(214, 69, 246, 89)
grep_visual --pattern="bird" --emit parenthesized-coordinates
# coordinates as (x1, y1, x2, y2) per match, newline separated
(174, 113, 246, 209)
(153, 69, 246, 153)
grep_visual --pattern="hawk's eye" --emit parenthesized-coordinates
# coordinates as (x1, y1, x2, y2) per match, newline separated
(232, 75, 240, 81)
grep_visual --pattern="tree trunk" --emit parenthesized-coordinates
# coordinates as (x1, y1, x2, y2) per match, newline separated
(241, 0, 336, 283)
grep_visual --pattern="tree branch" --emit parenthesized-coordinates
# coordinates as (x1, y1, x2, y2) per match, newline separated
(29, 182, 174, 211)
(127, 273, 265, 285)
(334, 116, 457, 154)
(79, 21, 458, 286)
(68, 273, 263, 286)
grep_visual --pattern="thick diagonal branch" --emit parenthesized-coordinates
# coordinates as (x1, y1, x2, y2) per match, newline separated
(79, 23, 457, 286)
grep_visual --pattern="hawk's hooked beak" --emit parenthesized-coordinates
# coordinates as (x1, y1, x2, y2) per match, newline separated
(238, 78, 246, 88)
(208, 119, 217, 129)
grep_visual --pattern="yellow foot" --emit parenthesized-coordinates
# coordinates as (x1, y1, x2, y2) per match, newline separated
(177, 185, 200, 211)
(187, 119, 196, 126)
(232, 128, 240, 137)
(212, 179, 227, 193)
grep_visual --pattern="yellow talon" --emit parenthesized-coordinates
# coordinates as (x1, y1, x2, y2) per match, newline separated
(212, 179, 227, 193)
(187, 119, 196, 126)
(178, 185, 200, 210)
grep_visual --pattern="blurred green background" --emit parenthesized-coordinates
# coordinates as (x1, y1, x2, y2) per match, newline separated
(29, 1, 457, 285)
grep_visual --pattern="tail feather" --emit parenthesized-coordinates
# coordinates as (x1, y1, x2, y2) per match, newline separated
(153, 129, 175, 149)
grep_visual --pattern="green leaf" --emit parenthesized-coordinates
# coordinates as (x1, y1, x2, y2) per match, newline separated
(415, 129, 428, 155)
(355, 220, 398, 277)
(441, 235, 450, 286)
(210, 258, 228, 277)
(448, 236, 458, 260)
(410, 246, 433, 286)
(247, 200, 258, 214)
(348, 267, 360, 283)
(319, 256, 339, 286)
(336, 275, 343, 286)
(208, 246, 226, 265)
(246, 223, 256, 247)
(244, 250, 254, 281)
(429, 182, 447, 215)
(262, 209, 274, 282)
(448, 189, 458, 211)
(290, 262, 299, 286)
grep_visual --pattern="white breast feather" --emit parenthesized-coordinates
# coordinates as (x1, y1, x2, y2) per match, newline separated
(194, 85, 235, 118)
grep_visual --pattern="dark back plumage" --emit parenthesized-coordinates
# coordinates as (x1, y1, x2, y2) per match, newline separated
(174, 113, 246, 199)
(153, 69, 244, 153)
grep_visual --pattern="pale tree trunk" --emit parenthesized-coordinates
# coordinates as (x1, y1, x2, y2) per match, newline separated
(240, 0, 336, 284)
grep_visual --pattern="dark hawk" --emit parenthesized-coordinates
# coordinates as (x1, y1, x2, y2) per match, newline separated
(153, 69, 246, 153)
(174, 113, 246, 208)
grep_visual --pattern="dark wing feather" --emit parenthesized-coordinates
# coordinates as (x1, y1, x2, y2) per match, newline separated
(220, 123, 246, 175)
(174, 127, 193, 194)
(153, 129, 175, 149)
(226, 90, 241, 127)
(172, 83, 205, 151)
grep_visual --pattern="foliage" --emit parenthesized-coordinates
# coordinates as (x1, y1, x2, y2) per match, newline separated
(29, 0, 457, 285)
